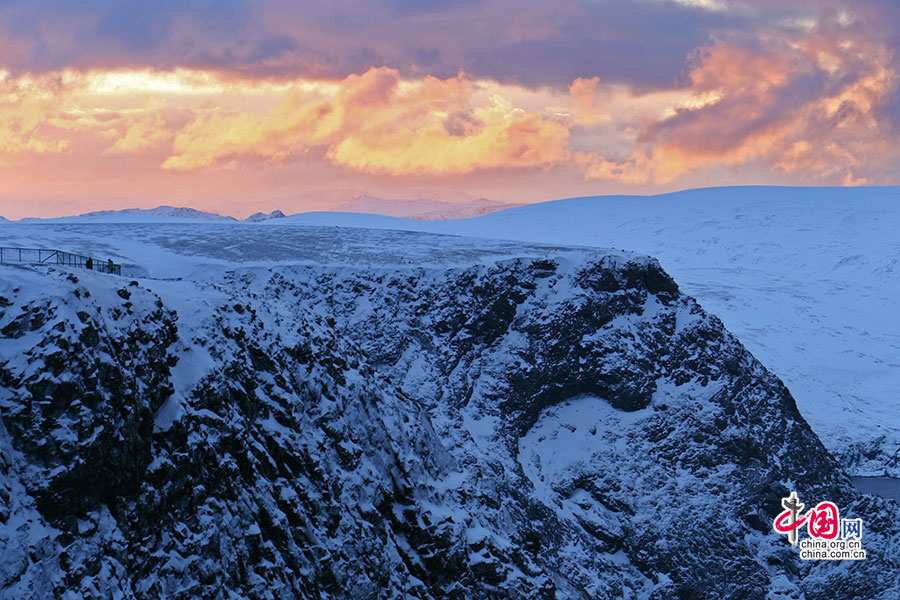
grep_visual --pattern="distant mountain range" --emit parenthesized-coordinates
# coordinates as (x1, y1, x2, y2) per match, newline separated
(5, 195, 516, 222)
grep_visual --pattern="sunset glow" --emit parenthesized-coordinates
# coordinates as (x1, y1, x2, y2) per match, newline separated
(1, 1, 899, 218)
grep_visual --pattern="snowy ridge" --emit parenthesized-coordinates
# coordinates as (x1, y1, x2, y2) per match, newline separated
(1, 223, 898, 598)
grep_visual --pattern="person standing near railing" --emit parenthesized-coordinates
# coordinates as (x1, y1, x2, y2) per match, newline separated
(86, 257, 93, 270)
(108, 258, 115, 273)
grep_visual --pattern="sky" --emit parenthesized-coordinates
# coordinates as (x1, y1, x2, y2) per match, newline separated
(1, 0, 898, 219)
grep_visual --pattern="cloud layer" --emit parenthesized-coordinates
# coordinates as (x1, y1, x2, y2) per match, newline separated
(1, 0, 899, 217)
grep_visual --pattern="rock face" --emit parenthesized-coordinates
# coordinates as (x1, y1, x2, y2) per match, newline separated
(1, 249, 898, 599)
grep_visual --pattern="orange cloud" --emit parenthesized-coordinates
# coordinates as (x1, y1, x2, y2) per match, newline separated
(330, 94, 570, 175)
(160, 97, 334, 170)
(0, 72, 73, 162)
(162, 68, 569, 175)
(0, 66, 571, 180)
(106, 110, 175, 153)
(0, 70, 196, 166)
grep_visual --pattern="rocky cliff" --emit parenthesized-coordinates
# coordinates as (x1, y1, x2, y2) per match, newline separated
(1, 238, 898, 599)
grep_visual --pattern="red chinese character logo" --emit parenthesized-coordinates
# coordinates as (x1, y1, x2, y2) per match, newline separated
(807, 501, 840, 540)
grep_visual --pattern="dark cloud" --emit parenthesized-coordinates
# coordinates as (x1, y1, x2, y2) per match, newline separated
(0, 0, 790, 87)
(0, 0, 249, 72)
(0, 0, 898, 97)
(92, 1, 247, 50)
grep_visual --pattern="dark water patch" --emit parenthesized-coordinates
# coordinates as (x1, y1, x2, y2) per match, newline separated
(853, 477, 900, 503)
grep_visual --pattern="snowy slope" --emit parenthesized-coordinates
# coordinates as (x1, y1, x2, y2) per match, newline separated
(277, 186, 900, 476)
(2, 224, 898, 599)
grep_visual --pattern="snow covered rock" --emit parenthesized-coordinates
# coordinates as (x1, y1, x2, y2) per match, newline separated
(1, 234, 898, 599)
(0, 268, 472, 598)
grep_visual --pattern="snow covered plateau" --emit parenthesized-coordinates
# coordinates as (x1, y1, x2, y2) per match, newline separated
(1, 186, 899, 598)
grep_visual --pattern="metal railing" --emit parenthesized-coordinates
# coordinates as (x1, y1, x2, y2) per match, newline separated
(0, 247, 122, 275)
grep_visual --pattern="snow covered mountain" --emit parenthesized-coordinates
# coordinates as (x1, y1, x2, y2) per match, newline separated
(280, 185, 900, 477)
(29, 205, 238, 223)
(1, 222, 898, 598)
